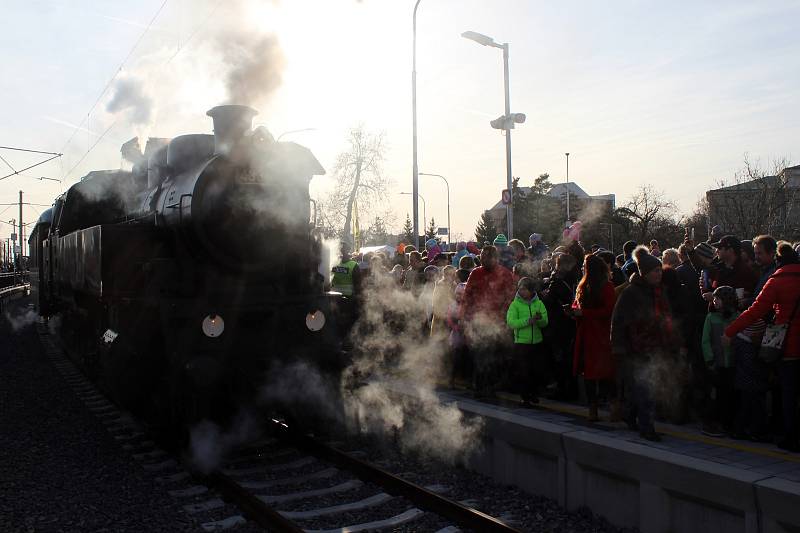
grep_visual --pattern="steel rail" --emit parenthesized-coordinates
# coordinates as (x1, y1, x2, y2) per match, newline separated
(205, 470, 304, 533)
(269, 418, 522, 533)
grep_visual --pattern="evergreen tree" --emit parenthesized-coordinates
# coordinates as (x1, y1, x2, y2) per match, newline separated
(474, 211, 498, 244)
(401, 213, 414, 244)
(425, 217, 437, 240)
(364, 216, 389, 245)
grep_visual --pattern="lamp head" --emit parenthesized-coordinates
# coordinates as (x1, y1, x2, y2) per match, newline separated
(461, 31, 497, 47)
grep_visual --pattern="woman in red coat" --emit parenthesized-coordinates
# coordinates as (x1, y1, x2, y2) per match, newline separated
(724, 243, 800, 451)
(572, 254, 617, 421)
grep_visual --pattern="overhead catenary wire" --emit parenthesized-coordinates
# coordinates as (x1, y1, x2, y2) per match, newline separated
(58, 0, 222, 182)
(58, 0, 170, 180)
(61, 121, 117, 181)
(0, 146, 62, 156)
(0, 154, 62, 181)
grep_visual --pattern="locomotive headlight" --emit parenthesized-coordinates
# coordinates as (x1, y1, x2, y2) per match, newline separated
(202, 314, 225, 338)
(305, 310, 326, 332)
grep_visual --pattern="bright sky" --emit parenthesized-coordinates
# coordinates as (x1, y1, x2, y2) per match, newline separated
(1, 0, 798, 244)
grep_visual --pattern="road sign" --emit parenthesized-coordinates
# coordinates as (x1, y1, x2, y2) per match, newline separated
(501, 189, 511, 205)
(437, 227, 448, 236)
(10, 233, 16, 242)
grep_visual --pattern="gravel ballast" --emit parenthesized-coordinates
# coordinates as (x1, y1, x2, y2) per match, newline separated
(0, 298, 197, 532)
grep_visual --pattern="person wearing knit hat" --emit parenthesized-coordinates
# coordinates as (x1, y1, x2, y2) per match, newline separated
(495, 234, 517, 270)
(612, 245, 679, 441)
(633, 245, 662, 278)
(693, 242, 715, 263)
(493, 234, 509, 247)
(451, 241, 469, 267)
(527, 233, 550, 262)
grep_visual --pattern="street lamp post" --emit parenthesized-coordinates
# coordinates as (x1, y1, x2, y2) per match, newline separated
(462, 31, 521, 239)
(599, 222, 614, 252)
(419, 172, 450, 245)
(565, 152, 570, 224)
(411, 0, 423, 250)
(400, 192, 426, 239)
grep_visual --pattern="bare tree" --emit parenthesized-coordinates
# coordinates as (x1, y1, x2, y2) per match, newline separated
(322, 126, 390, 247)
(707, 154, 796, 239)
(615, 185, 678, 242)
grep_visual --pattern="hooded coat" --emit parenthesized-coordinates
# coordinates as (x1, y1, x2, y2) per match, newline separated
(507, 293, 549, 344)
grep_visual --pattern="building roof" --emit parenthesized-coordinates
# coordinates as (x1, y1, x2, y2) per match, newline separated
(708, 165, 800, 193)
(488, 181, 614, 210)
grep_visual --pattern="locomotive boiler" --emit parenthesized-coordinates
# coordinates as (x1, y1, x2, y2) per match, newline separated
(28, 105, 343, 432)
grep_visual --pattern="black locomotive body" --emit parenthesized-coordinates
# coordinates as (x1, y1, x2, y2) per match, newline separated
(29, 105, 342, 429)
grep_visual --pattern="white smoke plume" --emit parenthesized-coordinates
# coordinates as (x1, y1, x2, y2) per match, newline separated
(320, 239, 341, 286)
(220, 32, 285, 107)
(189, 410, 260, 474)
(106, 74, 155, 126)
(4, 308, 39, 332)
(340, 270, 484, 463)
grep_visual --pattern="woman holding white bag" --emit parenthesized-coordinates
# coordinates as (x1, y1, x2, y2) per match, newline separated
(724, 242, 800, 452)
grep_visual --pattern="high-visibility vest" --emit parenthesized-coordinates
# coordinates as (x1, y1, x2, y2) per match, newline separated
(331, 260, 358, 296)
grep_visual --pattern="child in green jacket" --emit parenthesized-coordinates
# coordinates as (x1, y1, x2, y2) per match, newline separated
(506, 277, 549, 406)
(701, 285, 739, 436)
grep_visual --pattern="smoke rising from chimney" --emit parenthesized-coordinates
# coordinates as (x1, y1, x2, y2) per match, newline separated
(220, 32, 286, 107)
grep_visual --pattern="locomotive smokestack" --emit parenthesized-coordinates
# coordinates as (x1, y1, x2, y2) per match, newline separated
(206, 105, 258, 155)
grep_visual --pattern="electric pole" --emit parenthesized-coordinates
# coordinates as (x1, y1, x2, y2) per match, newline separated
(19, 190, 23, 258)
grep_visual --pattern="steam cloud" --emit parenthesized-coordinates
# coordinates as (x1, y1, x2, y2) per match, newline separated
(220, 32, 286, 106)
(340, 270, 484, 463)
(106, 75, 155, 125)
(4, 308, 39, 332)
(189, 411, 260, 474)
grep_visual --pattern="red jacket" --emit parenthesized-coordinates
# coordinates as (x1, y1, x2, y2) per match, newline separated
(463, 265, 516, 323)
(725, 264, 800, 359)
(573, 281, 617, 379)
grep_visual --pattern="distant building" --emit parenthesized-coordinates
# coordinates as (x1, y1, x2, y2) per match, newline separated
(485, 181, 616, 231)
(706, 165, 800, 239)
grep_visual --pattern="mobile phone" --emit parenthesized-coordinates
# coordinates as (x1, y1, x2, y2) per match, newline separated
(691, 228, 696, 240)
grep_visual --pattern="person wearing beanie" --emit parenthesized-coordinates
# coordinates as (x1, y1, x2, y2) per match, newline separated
(493, 234, 509, 247)
(451, 241, 469, 267)
(611, 246, 680, 441)
(527, 233, 550, 262)
(493, 234, 515, 270)
(425, 238, 442, 265)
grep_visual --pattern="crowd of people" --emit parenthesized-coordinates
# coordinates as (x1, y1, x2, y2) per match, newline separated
(331, 230, 800, 449)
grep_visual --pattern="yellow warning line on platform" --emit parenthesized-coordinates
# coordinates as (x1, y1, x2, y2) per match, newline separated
(530, 396, 800, 464)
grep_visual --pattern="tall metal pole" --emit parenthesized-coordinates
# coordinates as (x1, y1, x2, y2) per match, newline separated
(10, 218, 16, 268)
(502, 43, 513, 239)
(419, 173, 450, 245)
(565, 152, 570, 223)
(411, 0, 422, 249)
(19, 190, 23, 258)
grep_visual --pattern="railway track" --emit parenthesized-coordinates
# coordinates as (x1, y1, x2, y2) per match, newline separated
(36, 320, 523, 532)
(194, 419, 522, 532)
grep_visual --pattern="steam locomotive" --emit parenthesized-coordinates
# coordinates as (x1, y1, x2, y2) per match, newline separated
(28, 105, 343, 430)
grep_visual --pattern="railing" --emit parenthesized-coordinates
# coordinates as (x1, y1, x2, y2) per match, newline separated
(0, 271, 29, 290)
